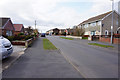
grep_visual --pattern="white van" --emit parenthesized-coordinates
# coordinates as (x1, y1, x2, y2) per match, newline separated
(0, 36, 13, 60)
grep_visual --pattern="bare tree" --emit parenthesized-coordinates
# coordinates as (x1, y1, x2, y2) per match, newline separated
(73, 26, 85, 36)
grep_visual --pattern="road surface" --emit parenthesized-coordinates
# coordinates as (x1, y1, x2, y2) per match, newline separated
(47, 36, 118, 78)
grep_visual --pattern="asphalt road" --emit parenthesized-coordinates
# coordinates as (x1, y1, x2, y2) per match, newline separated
(47, 36, 118, 78)
(2, 38, 82, 78)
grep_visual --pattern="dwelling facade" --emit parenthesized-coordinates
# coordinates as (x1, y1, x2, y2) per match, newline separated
(78, 11, 120, 36)
(46, 29, 53, 36)
(0, 18, 15, 36)
(53, 28, 60, 35)
(13, 24, 24, 35)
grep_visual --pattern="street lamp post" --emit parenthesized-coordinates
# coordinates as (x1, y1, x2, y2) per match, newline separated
(110, 0, 114, 44)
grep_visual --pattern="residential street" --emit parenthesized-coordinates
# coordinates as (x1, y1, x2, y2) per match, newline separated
(47, 36, 118, 78)
(2, 38, 82, 78)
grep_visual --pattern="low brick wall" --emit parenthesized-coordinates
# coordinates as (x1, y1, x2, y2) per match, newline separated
(99, 37, 120, 44)
(113, 38, 120, 44)
(12, 41, 25, 46)
(11, 38, 36, 47)
(25, 38, 33, 47)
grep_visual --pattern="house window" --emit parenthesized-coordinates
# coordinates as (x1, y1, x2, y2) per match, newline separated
(91, 31, 95, 35)
(105, 30, 108, 35)
(90, 22, 96, 27)
(116, 21, 118, 26)
(84, 24, 88, 28)
(90, 23, 92, 26)
(97, 21, 101, 25)
(117, 27, 120, 34)
(6, 30, 12, 36)
(83, 24, 85, 28)
(10, 31, 12, 36)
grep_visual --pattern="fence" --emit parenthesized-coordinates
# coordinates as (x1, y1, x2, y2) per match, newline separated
(92, 35, 100, 41)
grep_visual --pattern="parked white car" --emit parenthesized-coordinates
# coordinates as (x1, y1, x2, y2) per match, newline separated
(0, 36, 13, 60)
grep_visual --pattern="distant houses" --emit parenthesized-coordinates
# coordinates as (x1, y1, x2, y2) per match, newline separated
(13, 24, 24, 35)
(46, 28, 81, 36)
(46, 28, 71, 36)
(78, 11, 120, 36)
(0, 18, 15, 36)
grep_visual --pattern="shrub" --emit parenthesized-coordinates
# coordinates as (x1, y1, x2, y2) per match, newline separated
(25, 35, 33, 40)
(14, 35, 26, 41)
(18, 33, 24, 36)
(7, 36, 14, 41)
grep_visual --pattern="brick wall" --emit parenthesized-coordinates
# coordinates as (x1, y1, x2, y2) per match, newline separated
(99, 37, 120, 44)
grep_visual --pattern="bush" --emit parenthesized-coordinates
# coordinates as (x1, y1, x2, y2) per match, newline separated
(25, 35, 33, 40)
(7, 34, 34, 41)
(14, 35, 26, 40)
(7, 36, 14, 41)
(18, 33, 24, 36)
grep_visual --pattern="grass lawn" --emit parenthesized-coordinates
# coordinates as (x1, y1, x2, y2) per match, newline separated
(82, 37, 88, 39)
(88, 43, 114, 48)
(60, 37, 74, 40)
(43, 38, 57, 50)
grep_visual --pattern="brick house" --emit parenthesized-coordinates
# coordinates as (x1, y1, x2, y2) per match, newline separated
(0, 18, 15, 36)
(78, 11, 120, 36)
(13, 24, 24, 35)
(53, 28, 60, 35)
(46, 29, 53, 36)
(59, 29, 65, 35)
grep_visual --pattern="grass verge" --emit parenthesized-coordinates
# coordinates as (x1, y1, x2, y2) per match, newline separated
(60, 37, 74, 40)
(43, 38, 57, 50)
(82, 37, 88, 39)
(88, 43, 114, 48)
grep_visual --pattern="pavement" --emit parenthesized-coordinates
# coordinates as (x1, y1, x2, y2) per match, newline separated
(47, 36, 118, 78)
(2, 46, 26, 71)
(2, 37, 82, 78)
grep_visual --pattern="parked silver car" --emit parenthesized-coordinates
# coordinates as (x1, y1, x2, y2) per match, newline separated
(0, 36, 13, 60)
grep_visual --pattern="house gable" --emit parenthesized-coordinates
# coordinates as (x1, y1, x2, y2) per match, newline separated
(13, 24, 24, 32)
(4, 19, 14, 31)
(102, 11, 120, 35)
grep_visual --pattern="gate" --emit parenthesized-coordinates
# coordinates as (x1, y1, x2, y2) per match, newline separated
(92, 35, 100, 41)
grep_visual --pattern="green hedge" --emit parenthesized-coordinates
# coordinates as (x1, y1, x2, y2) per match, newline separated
(6, 35, 35, 41)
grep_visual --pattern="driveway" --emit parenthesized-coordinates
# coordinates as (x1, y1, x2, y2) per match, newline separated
(47, 36, 118, 78)
(2, 38, 82, 78)
(2, 46, 26, 70)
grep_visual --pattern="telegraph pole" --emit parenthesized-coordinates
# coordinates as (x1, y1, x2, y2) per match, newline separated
(35, 20, 36, 29)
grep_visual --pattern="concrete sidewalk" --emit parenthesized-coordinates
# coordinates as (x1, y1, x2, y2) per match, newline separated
(2, 38, 82, 78)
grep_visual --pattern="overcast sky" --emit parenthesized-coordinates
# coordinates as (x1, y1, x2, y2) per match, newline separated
(0, 0, 119, 32)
